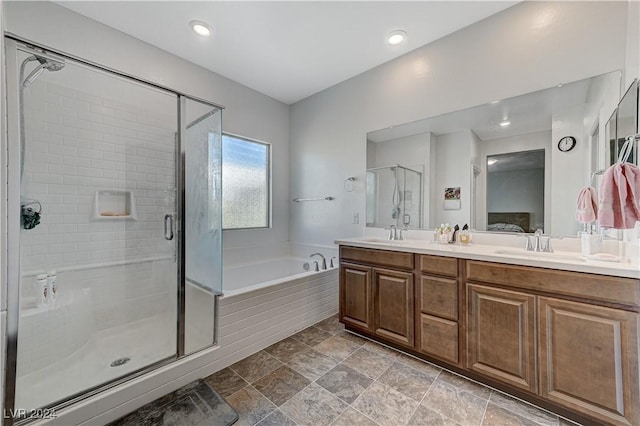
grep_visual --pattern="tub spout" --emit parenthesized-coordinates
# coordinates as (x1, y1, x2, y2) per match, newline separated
(310, 253, 327, 270)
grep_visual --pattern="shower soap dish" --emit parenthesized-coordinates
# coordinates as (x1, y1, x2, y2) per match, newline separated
(92, 190, 137, 221)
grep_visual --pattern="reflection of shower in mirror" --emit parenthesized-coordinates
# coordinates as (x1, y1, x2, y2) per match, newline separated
(365, 164, 423, 229)
(391, 166, 400, 219)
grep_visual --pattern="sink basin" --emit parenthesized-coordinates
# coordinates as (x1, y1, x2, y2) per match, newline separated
(361, 238, 413, 246)
(362, 238, 392, 243)
(493, 249, 585, 263)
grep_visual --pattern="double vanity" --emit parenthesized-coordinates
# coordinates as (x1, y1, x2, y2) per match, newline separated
(335, 235, 640, 426)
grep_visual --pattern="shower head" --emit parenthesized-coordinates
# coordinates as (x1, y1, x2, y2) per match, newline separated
(38, 55, 65, 72)
(22, 54, 65, 87)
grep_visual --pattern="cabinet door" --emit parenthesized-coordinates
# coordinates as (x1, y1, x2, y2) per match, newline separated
(373, 267, 414, 347)
(339, 262, 373, 331)
(539, 297, 640, 426)
(419, 313, 458, 364)
(467, 284, 537, 393)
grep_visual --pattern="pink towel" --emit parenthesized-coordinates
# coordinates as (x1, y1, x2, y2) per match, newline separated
(598, 162, 640, 229)
(576, 187, 598, 223)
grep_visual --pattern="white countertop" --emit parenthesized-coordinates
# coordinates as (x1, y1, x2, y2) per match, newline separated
(335, 234, 640, 279)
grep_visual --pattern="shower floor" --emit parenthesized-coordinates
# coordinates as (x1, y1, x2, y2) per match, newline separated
(15, 315, 175, 412)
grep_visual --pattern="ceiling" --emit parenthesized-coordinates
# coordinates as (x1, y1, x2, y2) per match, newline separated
(55, 1, 517, 105)
(367, 74, 602, 143)
(487, 150, 545, 173)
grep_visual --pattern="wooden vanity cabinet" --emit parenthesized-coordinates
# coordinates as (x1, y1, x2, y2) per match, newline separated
(372, 267, 414, 346)
(466, 283, 537, 393)
(338, 245, 640, 426)
(339, 246, 415, 347)
(466, 260, 640, 426)
(416, 255, 460, 364)
(339, 262, 373, 332)
(538, 297, 640, 426)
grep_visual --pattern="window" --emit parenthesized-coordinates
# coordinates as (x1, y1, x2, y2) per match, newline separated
(222, 134, 270, 229)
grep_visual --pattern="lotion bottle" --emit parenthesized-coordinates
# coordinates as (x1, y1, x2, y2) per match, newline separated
(36, 274, 48, 308)
(47, 270, 57, 307)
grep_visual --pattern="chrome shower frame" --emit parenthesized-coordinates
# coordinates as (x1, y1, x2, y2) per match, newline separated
(2, 37, 224, 426)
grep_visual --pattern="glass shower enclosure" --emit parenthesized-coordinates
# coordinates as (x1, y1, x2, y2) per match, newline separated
(366, 164, 423, 229)
(3, 38, 223, 424)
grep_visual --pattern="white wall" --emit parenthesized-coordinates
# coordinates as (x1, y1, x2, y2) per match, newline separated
(433, 131, 473, 227)
(4, 1, 291, 252)
(551, 106, 589, 236)
(625, 0, 640, 89)
(290, 1, 629, 245)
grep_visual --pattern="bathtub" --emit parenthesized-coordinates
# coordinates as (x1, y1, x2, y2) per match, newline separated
(214, 247, 339, 371)
(223, 257, 335, 296)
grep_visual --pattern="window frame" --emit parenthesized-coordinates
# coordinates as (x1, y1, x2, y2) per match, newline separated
(221, 132, 272, 230)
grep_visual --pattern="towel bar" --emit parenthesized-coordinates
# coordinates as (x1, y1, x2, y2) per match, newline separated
(292, 197, 334, 202)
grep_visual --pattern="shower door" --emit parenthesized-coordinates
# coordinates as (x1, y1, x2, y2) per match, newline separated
(5, 41, 180, 416)
(182, 98, 223, 355)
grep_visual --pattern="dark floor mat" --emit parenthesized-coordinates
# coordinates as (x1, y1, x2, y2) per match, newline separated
(109, 380, 238, 426)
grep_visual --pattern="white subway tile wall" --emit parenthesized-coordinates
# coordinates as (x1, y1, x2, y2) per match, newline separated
(21, 79, 177, 271)
(16, 79, 178, 378)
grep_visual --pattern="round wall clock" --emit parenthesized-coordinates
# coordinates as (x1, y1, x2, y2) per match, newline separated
(557, 136, 576, 152)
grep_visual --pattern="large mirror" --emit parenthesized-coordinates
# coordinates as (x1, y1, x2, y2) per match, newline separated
(367, 71, 622, 237)
(609, 79, 639, 165)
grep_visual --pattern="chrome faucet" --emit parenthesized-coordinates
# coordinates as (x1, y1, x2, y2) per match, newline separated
(310, 253, 327, 270)
(525, 229, 553, 253)
(398, 226, 408, 241)
(385, 224, 397, 240)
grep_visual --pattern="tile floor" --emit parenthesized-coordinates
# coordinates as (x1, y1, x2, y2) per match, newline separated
(204, 314, 579, 426)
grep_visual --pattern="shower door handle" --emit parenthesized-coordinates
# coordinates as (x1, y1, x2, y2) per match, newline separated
(164, 214, 174, 240)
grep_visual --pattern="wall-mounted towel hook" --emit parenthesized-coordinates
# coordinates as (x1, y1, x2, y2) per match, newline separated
(590, 169, 605, 186)
(344, 177, 356, 192)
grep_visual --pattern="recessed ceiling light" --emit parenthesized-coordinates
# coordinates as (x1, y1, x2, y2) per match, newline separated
(487, 159, 498, 165)
(387, 30, 407, 46)
(190, 20, 212, 37)
(499, 120, 511, 127)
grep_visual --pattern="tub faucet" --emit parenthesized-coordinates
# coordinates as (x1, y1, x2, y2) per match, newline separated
(330, 256, 337, 268)
(310, 253, 327, 270)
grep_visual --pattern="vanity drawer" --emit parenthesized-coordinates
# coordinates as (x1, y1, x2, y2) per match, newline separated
(419, 275, 458, 320)
(418, 313, 459, 364)
(465, 260, 640, 309)
(418, 255, 457, 277)
(340, 246, 414, 270)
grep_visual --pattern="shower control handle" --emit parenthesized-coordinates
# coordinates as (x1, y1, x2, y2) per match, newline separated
(164, 214, 174, 240)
